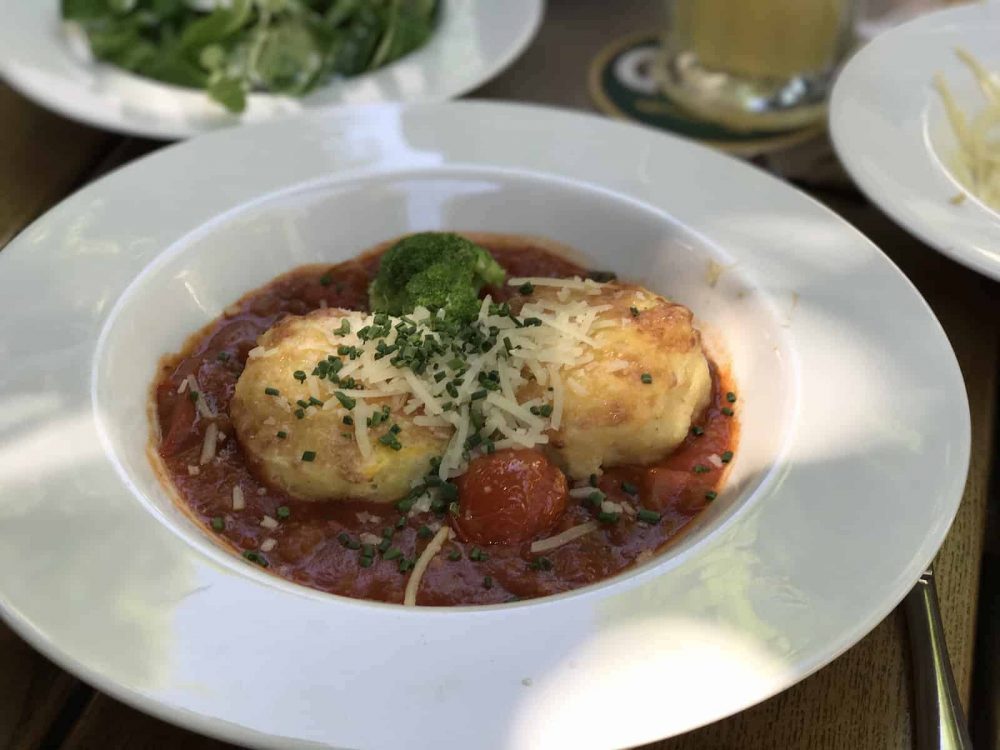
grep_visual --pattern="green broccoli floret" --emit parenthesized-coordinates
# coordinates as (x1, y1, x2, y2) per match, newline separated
(369, 232, 506, 321)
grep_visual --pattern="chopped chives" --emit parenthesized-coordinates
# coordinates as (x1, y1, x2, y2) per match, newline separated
(721, 407, 734, 417)
(469, 546, 488, 561)
(637, 509, 661, 524)
(383, 546, 402, 561)
(691, 425, 705, 436)
(518, 282, 534, 294)
(216, 351, 231, 362)
(586, 490, 605, 508)
(629, 306, 640, 317)
(294, 408, 306, 419)
(530, 556, 553, 571)
(721, 450, 734, 463)
(242, 550, 268, 567)
(334, 391, 356, 410)
(334, 319, 351, 335)
(210, 517, 224, 531)
(188, 391, 199, 402)
(483, 575, 494, 590)
(338, 532, 351, 546)
(447, 549, 462, 561)
(640, 373, 653, 384)
(308, 396, 324, 407)
(621, 481, 639, 495)
(319, 272, 333, 286)
(293, 370, 306, 382)
(359, 555, 373, 568)
(418, 525, 433, 539)
(398, 558, 415, 573)
(343, 415, 354, 426)
(296, 399, 310, 409)
(705, 491, 718, 501)
(589, 473, 599, 487)
(378, 432, 402, 451)
(470, 389, 487, 401)
(276, 430, 287, 439)
(693, 464, 710, 474)
(597, 511, 620, 524)
(726, 392, 737, 403)
(396, 497, 415, 513)
(264, 387, 280, 396)
(301, 450, 317, 462)
(276, 506, 290, 519)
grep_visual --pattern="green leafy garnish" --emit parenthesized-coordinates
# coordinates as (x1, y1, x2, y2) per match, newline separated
(61, 0, 439, 113)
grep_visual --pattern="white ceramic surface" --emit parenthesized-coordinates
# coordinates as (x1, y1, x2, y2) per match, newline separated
(830, 2, 1000, 281)
(0, 0, 542, 139)
(0, 102, 969, 749)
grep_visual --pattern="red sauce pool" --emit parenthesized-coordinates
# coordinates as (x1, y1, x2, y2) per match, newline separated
(151, 235, 737, 605)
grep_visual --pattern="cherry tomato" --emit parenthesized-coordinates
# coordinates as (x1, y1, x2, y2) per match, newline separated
(452, 449, 568, 545)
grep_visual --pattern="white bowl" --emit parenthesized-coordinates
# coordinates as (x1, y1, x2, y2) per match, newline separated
(0, 102, 969, 748)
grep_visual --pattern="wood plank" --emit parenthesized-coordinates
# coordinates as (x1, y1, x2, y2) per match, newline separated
(0, 622, 88, 750)
(61, 695, 234, 750)
(0, 84, 116, 248)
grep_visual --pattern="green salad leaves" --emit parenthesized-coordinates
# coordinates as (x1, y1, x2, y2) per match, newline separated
(61, 0, 439, 113)
(369, 233, 506, 323)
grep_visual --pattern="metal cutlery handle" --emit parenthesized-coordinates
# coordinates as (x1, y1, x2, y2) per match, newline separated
(903, 566, 974, 750)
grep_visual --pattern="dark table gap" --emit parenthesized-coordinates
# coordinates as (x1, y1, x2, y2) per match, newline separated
(38, 682, 93, 750)
(971, 362, 1000, 750)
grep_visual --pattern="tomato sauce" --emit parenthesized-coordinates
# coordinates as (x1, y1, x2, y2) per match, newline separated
(152, 236, 737, 606)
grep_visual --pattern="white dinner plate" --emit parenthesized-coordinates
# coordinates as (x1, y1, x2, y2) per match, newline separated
(0, 0, 542, 139)
(830, 2, 1000, 281)
(0, 102, 969, 748)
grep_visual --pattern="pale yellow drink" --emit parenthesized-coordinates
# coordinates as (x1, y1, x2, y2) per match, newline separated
(669, 0, 850, 79)
(661, 0, 857, 130)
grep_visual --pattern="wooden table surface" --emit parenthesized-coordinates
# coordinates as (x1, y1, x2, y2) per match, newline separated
(2, 2, 998, 748)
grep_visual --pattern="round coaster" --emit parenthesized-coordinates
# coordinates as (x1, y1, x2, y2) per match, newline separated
(589, 33, 826, 158)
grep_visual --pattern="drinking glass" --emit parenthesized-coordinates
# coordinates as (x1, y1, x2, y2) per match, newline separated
(659, 0, 861, 131)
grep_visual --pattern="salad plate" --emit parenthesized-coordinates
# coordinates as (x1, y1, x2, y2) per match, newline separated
(0, 0, 543, 139)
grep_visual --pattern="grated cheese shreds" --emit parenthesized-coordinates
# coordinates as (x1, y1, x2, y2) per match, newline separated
(199, 422, 219, 465)
(260, 538, 277, 552)
(530, 521, 599, 553)
(231, 484, 245, 511)
(187, 375, 216, 419)
(286, 281, 616, 479)
(260, 515, 279, 530)
(404, 526, 453, 606)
